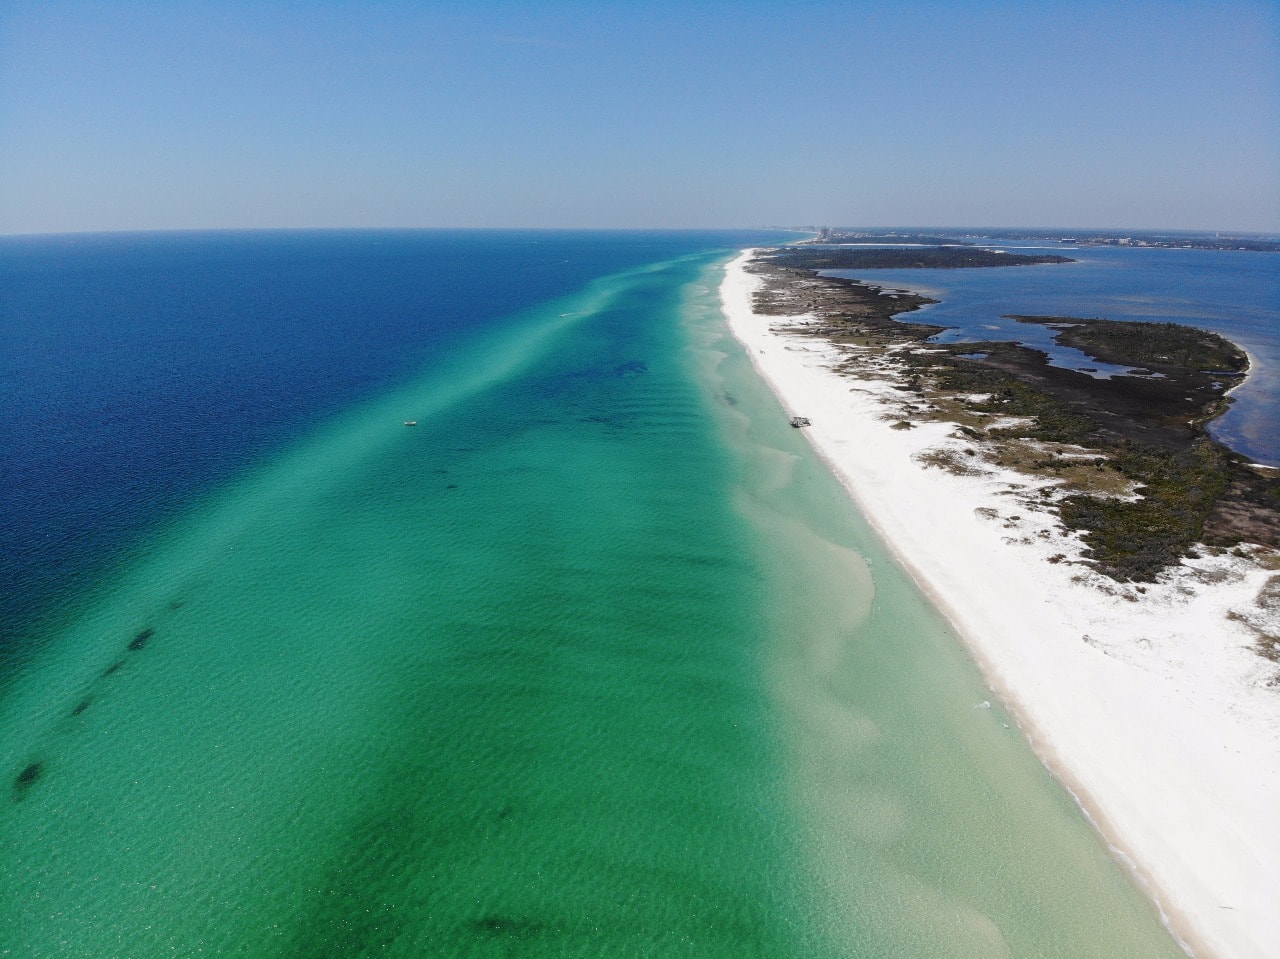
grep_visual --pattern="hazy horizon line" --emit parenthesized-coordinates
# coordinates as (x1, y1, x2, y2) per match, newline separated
(5, 224, 1278, 241)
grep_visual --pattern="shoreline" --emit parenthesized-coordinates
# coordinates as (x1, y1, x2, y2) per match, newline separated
(720, 249, 1280, 959)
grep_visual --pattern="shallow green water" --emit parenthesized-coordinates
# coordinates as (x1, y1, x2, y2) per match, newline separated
(1, 253, 1184, 957)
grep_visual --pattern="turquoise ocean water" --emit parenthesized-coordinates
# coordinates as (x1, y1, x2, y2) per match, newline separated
(1, 232, 1188, 956)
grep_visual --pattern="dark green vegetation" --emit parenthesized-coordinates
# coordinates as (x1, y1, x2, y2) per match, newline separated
(1057, 443, 1233, 581)
(1009, 317, 1250, 379)
(767, 247, 1075, 270)
(748, 254, 1280, 582)
(904, 341, 1255, 580)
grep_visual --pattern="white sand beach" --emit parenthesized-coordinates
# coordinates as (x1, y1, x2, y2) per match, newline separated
(721, 249, 1280, 959)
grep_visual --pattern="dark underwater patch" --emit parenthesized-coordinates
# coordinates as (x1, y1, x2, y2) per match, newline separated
(70, 696, 93, 717)
(14, 762, 42, 799)
(128, 627, 154, 651)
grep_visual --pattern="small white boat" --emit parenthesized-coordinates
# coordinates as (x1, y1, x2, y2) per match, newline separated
(404, 420, 417, 426)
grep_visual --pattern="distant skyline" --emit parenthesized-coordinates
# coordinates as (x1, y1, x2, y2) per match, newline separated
(2, 0, 1278, 235)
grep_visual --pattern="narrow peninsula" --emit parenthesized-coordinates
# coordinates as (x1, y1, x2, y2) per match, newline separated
(722, 247, 1280, 959)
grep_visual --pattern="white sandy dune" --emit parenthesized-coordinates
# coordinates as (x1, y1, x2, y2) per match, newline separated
(721, 249, 1280, 959)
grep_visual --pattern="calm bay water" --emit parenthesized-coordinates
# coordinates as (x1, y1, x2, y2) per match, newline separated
(827, 242, 1280, 465)
(1, 231, 1187, 956)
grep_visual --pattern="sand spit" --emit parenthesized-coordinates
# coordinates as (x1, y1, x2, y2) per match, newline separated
(721, 249, 1280, 959)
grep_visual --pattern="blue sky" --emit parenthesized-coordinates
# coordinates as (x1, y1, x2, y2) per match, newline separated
(2, 0, 1277, 233)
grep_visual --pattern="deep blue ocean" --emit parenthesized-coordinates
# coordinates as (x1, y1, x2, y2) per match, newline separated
(0, 230, 788, 646)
